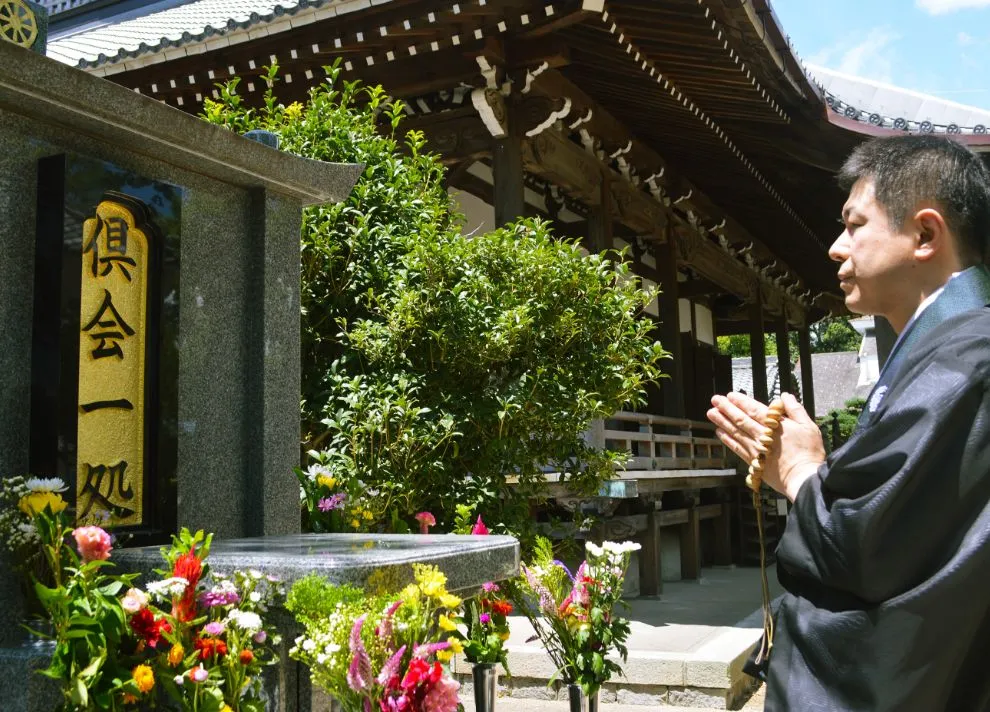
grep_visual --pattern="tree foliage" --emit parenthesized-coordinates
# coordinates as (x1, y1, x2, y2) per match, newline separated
(716, 317, 861, 359)
(202, 65, 666, 537)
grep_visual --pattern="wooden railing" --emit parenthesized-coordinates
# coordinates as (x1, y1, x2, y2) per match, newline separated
(597, 411, 730, 471)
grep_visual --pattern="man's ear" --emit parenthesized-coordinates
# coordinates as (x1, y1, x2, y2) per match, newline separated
(913, 208, 948, 262)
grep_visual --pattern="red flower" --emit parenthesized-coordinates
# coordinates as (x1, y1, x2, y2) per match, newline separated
(172, 552, 204, 622)
(129, 608, 171, 649)
(194, 637, 228, 661)
(471, 516, 489, 535)
(491, 600, 513, 616)
(239, 649, 254, 665)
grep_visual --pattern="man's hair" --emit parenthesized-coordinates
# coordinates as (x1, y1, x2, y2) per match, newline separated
(838, 135, 990, 263)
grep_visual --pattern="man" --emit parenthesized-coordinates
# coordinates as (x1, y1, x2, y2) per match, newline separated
(708, 135, 990, 711)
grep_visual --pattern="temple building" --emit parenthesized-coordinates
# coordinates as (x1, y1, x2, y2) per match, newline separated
(42, 0, 990, 590)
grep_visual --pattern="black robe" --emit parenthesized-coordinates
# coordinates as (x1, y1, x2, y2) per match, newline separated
(767, 265, 990, 712)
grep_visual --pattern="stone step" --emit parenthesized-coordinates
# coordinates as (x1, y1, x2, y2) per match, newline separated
(451, 615, 763, 710)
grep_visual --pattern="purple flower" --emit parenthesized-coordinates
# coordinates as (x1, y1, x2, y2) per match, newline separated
(412, 641, 450, 659)
(203, 621, 225, 636)
(376, 644, 407, 685)
(253, 630, 267, 644)
(318, 493, 346, 512)
(479, 613, 492, 625)
(198, 581, 240, 608)
(481, 582, 499, 593)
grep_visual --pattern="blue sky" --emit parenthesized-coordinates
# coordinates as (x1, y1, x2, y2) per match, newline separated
(770, 0, 990, 111)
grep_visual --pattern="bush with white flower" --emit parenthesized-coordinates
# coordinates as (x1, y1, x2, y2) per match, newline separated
(508, 537, 640, 697)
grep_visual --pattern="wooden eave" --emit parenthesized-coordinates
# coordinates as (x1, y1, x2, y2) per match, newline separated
(95, 0, 841, 309)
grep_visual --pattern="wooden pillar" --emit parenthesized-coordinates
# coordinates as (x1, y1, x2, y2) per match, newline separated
(492, 120, 524, 226)
(586, 172, 612, 252)
(775, 313, 791, 395)
(875, 316, 897, 369)
(713, 502, 733, 566)
(639, 510, 663, 596)
(749, 287, 769, 403)
(798, 324, 816, 418)
(680, 506, 701, 580)
(656, 235, 685, 417)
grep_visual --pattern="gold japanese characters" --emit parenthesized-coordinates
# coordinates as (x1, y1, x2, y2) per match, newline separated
(76, 196, 151, 527)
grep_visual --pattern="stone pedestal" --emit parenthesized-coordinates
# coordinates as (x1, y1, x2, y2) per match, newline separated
(114, 533, 520, 712)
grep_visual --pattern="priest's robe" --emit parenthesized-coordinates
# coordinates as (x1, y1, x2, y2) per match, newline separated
(767, 265, 990, 712)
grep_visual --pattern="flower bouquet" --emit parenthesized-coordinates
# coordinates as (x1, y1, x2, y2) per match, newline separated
(508, 537, 640, 701)
(121, 528, 284, 711)
(22, 485, 149, 710)
(0, 476, 72, 617)
(295, 458, 378, 533)
(288, 563, 463, 712)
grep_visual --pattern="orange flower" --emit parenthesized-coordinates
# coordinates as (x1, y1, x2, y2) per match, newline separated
(239, 648, 254, 665)
(132, 664, 155, 694)
(168, 643, 184, 667)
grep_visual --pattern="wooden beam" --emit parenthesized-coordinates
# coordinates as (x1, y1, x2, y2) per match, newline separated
(403, 110, 494, 165)
(519, 68, 799, 277)
(493, 116, 525, 225)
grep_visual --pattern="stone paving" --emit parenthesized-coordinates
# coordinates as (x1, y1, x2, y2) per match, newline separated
(455, 565, 782, 711)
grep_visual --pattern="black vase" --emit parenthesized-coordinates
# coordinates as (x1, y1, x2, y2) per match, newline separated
(472, 662, 498, 712)
(567, 683, 600, 712)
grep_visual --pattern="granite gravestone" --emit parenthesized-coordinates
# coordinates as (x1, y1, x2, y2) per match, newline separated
(0, 36, 360, 707)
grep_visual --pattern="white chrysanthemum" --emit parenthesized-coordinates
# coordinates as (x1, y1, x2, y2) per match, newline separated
(302, 638, 317, 652)
(228, 609, 263, 632)
(325, 642, 341, 654)
(602, 540, 641, 556)
(305, 464, 332, 482)
(146, 577, 190, 599)
(585, 542, 604, 557)
(25, 477, 68, 493)
(249, 569, 263, 579)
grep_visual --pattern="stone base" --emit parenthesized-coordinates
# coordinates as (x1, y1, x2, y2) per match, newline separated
(452, 623, 762, 709)
(0, 641, 61, 711)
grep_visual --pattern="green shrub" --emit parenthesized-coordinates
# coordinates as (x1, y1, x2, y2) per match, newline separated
(203, 64, 666, 539)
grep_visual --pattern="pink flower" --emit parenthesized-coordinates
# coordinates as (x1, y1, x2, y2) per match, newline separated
(347, 615, 372, 692)
(72, 526, 112, 562)
(479, 613, 491, 625)
(481, 582, 499, 594)
(121, 588, 148, 614)
(423, 674, 460, 712)
(415, 512, 436, 534)
(189, 665, 208, 683)
(471, 516, 489, 535)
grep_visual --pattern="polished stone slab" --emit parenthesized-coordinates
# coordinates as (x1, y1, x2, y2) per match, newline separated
(114, 533, 520, 593)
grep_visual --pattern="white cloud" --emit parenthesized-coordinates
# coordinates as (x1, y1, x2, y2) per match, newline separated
(809, 27, 899, 84)
(958, 31, 975, 45)
(917, 0, 990, 14)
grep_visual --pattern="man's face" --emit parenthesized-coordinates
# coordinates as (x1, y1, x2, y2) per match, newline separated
(829, 178, 917, 317)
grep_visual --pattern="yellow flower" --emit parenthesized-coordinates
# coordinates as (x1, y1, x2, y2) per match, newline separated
(284, 102, 304, 120)
(437, 649, 453, 662)
(399, 584, 420, 604)
(363, 510, 374, 521)
(416, 566, 447, 598)
(499, 631, 510, 641)
(446, 637, 464, 655)
(132, 664, 155, 694)
(221, 705, 234, 712)
(438, 614, 457, 632)
(439, 593, 462, 609)
(317, 474, 336, 489)
(18, 491, 67, 516)
(168, 643, 184, 667)
(350, 519, 360, 528)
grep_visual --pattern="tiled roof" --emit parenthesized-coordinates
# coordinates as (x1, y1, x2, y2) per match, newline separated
(47, 0, 387, 71)
(810, 64, 990, 138)
(731, 356, 785, 400)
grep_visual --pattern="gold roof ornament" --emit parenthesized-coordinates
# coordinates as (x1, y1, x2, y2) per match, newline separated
(0, 0, 37, 49)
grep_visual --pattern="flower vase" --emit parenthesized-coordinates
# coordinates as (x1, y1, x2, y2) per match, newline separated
(567, 684, 600, 712)
(472, 662, 498, 712)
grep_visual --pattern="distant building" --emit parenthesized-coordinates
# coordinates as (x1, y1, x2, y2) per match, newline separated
(731, 316, 879, 416)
